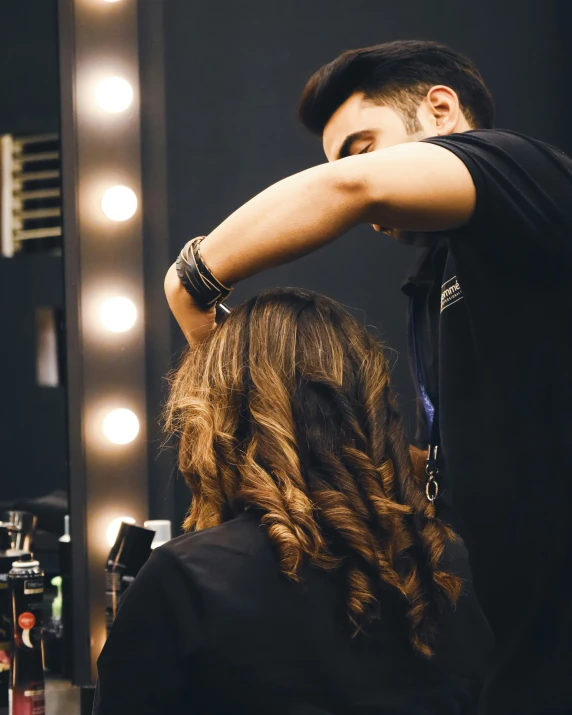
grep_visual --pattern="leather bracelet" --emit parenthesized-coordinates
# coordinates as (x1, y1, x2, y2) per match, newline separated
(191, 237, 231, 296)
(176, 237, 233, 310)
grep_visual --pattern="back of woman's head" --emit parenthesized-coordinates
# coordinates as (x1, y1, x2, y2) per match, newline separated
(165, 288, 462, 656)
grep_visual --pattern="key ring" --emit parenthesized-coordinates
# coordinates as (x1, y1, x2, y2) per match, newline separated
(425, 444, 440, 503)
(425, 474, 439, 502)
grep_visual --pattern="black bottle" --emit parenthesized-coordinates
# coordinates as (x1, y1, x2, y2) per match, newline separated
(104, 523, 154, 635)
(9, 553, 45, 715)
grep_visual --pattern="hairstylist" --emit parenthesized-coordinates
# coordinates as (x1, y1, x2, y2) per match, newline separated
(165, 41, 572, 715)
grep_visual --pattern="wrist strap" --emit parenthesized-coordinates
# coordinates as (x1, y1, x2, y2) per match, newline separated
(176, 237, 233, 310)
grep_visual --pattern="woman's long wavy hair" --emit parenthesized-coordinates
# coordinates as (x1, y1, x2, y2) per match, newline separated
(164, 288, 462, 656)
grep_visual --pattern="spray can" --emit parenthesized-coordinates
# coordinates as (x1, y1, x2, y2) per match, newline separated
(9, 553, 45, 715)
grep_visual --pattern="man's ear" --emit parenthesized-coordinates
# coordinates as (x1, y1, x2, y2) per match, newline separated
(424, 85, 462, 135)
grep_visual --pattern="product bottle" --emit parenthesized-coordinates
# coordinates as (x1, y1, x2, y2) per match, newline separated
(58, 515, 73, 681)
(9, 553, 45, 715)
(0, 523, 27, 709)
(1, 514, 36, 555)
(104, 522, 154, 635)
(43, 577, 63, 674)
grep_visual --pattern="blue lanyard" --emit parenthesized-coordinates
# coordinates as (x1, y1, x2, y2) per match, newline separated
(409, 298, 436, 437)
(410, 297, 440, 501)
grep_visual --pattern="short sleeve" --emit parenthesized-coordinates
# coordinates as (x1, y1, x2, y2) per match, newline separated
(423, 130, 572, 259)
(93, 548, 202, 715)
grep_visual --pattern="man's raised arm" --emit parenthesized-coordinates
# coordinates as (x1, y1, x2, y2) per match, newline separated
(165, 141, 475, 343)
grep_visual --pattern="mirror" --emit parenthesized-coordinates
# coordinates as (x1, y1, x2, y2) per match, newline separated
(0, 1, 73, 713)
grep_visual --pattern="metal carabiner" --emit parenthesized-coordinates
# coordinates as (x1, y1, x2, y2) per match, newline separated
(425, 475, 439, 502)
(425, 444, 440, 503)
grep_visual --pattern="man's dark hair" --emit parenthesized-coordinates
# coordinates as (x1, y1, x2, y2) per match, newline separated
(299, 40, 494, 136)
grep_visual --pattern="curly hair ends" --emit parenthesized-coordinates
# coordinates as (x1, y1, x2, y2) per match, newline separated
(164, 287, 462, 656)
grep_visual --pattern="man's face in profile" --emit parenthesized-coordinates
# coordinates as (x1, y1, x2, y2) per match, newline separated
(322, 92, 428, 163)
(322, 92, 436, 244)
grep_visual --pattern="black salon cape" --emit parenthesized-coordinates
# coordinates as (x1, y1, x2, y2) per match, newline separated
(406, 130, 572, 714)
(94, 511, 492, 715)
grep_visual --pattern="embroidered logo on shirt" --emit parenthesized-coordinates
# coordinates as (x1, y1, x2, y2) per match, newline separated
(441, 276, 463, 312)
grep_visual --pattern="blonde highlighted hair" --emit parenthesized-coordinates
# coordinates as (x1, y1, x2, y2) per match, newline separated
(164, 288, 462, 656)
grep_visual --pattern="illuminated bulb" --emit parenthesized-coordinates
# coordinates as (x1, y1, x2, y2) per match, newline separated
(103, 408, 139, 444)
(103, 0, 122, 4)
(96, 77, 133, 113)
(101, 186, 137, 222)
(101, 297, 137, 333)
(106, 516, 136, 548)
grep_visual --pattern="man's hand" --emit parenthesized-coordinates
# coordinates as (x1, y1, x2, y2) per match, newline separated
(164, 263, 216, 346)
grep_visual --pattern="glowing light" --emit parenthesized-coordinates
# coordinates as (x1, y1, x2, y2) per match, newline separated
(96, 77, 133, 113)
(106, 516, 136, 548)
(103, 0, 122, 4)
(103, 408, 139, 444)
(101, 186, 137, 222)
(100, 297, 137, 333)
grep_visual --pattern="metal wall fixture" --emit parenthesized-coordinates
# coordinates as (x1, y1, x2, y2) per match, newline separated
(0, 133, 63, 257)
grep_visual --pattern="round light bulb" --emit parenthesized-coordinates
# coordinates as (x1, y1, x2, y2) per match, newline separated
(96, 77, 133, 113)
(101, 186, 137, 222)
(106, 516, 136, 548)
(101, 297, 137, 333)
(103, 408, 139, 444)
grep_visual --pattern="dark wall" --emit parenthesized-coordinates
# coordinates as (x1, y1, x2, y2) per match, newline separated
(0, 1, 60, 135)
(138, 0, 176, 521)
(162, 1, 569, 385)
(155, 0, 569, 524)
(0, 258, 67, 500)
(0, 0, 66, 500)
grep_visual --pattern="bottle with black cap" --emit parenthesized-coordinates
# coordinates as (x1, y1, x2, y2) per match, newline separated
(0, 522, 27, 709)
(105, 522, 154, 635)
(9, 552, 45, 715)
(58, 515, 73, 680)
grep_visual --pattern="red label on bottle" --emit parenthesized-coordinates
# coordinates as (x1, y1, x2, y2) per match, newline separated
(18, 612, 36, 630)
(10, 686, 46, 715)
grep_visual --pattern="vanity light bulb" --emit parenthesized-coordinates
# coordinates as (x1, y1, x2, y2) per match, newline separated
(101, 297, 137, 333)
(103, 408, 139, 445)
(96, 77, 133, 113)
(101, 186, 137, 222)
(106, 516, 136, 548)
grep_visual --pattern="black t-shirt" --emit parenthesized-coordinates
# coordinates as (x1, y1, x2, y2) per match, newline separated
(94, 511, 493, 715)
(404, 130, 572, 713)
